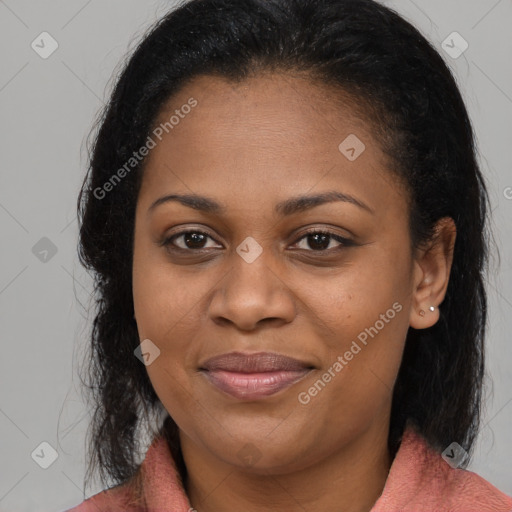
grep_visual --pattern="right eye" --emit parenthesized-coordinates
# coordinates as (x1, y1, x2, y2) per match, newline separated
(161, 230, 223, 252)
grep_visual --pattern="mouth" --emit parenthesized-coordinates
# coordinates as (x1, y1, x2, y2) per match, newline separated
(199, 351, 314, 400)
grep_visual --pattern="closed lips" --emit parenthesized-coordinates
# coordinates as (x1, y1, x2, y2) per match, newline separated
(199, 351, 315, 400)
(200, 351, 314, 372)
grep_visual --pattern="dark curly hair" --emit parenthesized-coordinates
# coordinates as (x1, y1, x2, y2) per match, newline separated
(76, 0, 494, 498)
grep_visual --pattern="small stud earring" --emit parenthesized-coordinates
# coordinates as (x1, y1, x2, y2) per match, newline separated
(419, 306, 435, 316)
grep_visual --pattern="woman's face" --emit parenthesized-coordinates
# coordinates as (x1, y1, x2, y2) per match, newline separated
(132, 72, 445, 473)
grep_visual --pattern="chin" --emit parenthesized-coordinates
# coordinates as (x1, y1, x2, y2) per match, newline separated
(196, 428, 312, 474)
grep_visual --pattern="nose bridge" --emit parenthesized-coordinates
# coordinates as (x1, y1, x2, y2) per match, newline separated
(208, 240, 296, 329)
(231, 241, 276, 295)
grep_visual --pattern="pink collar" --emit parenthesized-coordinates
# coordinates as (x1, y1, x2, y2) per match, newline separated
(76, 425, 512, 511)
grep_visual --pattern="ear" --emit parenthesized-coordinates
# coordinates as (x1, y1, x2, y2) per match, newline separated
(409, 217, 457, 329)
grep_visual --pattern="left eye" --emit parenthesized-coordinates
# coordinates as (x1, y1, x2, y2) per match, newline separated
(291, 230, 352, 251)
(162, 229, 353, 252)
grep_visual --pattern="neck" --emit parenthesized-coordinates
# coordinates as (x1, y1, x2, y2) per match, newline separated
(182, 420, 392, 512)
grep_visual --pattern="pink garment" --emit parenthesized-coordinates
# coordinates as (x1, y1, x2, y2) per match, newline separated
(66, 426, 512, 511)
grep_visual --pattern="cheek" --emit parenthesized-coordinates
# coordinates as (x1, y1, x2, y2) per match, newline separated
(132, 241, 210, 341)
(145, 359, 207, 443)
(132, 249, 209, 409)
(297, 260, 407, 339)
(298, 265, 409, 398)
(133, 266, 206, 373)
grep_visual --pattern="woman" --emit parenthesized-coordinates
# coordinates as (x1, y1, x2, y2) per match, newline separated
(67, 0, 512, 510)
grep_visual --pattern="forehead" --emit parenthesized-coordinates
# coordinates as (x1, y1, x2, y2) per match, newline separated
(139, 72, 405, 218)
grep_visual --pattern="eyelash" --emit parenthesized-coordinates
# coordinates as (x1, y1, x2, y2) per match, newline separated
(160, 228, 354, 254)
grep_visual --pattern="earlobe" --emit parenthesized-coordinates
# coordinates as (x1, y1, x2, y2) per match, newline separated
(418, 305, 435, 317)
(410, 304, 438, 329)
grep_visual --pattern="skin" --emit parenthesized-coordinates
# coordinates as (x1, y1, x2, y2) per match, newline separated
(132, 72, 456, 512)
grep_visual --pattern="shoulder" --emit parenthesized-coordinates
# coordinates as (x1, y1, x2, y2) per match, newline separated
(64, 434, 180, 511)
(432, 463, 512, 511)
(373, 426, 512, 512)
(64, 479, 143, 512)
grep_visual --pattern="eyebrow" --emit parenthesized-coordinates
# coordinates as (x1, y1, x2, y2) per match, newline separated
(147, 190, 374, 217)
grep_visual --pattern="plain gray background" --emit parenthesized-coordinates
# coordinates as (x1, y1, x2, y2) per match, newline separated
(0, 1, 511, 510)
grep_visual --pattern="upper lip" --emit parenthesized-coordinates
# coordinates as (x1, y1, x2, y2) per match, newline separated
(200, 351, 313, 373)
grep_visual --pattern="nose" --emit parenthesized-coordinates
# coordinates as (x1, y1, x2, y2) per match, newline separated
(207, 250, 297, 331)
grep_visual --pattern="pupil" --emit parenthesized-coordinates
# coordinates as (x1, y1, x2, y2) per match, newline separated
(185, 233, 206, 249)
(309, 233, 329, 250)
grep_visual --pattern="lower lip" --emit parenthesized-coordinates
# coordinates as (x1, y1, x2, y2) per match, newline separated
(201, 369, 312, 400)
